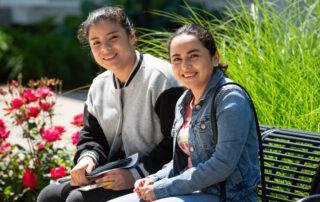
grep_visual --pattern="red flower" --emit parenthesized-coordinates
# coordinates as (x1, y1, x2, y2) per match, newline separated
(35, 87, 51, 99)
(0, 142, 11, 154)
(0, 119, 4, 128)
(42, 127, 63, 142)
(1, 142, 11, 150)
(22, 169, 37, 188)
(40, 102, 52, 112)
(71, 113, 84, 127)
(0, 88, 5, 95)
(10, 98, 23, 110)
(0, 127, 10, 140)
(37, 143, 45, 149)
(28, 107, 40, 118)
(22, 89, 38, 104)
(54, 126, 66, 134)
(11, 80, 18, 86)
(0, 119, 10, 140)
(50, 166, 67, 179)
(71, 131, 79, 145)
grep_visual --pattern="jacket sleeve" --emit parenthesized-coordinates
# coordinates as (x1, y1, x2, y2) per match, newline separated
(73, 104, 109, 166)
(152, 88, 254, 199)
(139, 87, 185, 174)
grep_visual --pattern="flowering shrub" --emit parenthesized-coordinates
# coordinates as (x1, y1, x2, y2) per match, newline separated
(0, 77, 83, 201)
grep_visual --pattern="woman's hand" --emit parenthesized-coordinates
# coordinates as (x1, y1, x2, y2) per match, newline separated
(70, 156, 95, 186)
(137, 185, 156, 201)
(95, 168, 135, 191)
(134, 178, 156, 201)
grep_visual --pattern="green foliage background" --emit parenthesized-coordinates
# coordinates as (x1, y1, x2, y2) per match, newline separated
(136, 0, 320, 133)
(0, 0, 202, 89)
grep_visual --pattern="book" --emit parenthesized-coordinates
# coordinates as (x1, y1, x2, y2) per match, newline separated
(76, 181, 113, 191)
(57, 153, 139, 184)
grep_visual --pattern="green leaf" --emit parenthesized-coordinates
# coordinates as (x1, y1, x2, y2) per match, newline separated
(4, 186, 11, 195)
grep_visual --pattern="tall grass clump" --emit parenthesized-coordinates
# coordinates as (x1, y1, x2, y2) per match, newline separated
(137, 0, 320, 132)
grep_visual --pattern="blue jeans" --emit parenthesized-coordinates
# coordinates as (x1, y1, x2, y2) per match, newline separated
(109, 191, 258, 202)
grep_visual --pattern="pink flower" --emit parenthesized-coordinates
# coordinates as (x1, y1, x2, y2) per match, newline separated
(22, 169, 37, 188)
(71, 131, 79, 145)
(42, 127, 63, 142)
(11, 80, 18, 86)
(22, 89, 38, 104)
(35, 87, 51, 99)
(28, 107, 40, 118)
(37, 143, 45, 149)
(50, 166, 67, 179)
(40, 102, 52, 112)
(10, 98, 23, 109)
(71, 113, 84, 127)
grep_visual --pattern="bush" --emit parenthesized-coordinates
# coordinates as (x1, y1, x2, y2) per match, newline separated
(0, 76, 82, 201)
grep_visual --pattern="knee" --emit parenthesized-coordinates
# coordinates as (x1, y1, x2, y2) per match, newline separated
(37, 184, 61, 202)
(66, 190, 84, 202)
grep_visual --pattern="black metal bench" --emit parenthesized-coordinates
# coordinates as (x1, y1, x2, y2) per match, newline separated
(258, 124, 320, 201)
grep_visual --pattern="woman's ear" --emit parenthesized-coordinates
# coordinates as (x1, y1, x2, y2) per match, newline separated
(129, 29, 136, 46)
(212, 51, 220, 67)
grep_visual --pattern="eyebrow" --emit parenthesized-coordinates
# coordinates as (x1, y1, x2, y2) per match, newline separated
(171, 49, 201, 57)
(89, 30, 120, 41)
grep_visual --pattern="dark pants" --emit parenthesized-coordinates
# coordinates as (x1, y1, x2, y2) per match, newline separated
(37, 182, 132, 202)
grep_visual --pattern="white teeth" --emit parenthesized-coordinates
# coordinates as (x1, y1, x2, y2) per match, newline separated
(183, 73, 196, 78)
(103, 54, 116, 60)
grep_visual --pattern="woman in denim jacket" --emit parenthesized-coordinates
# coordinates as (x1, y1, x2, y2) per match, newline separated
(111, 24, 260, 202)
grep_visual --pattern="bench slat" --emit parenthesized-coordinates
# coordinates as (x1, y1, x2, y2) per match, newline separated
(264, 138, 320, 151)
(267, 133, 320, 145)
(263, 150, 319, 164)
(263, 144, 320, 158)
(265, 173, 311, 185)
(265, 187, 305, 199)
(265, 180, 310, 192)
(264, 165, 314, 178)
(264, 158, 317, 171)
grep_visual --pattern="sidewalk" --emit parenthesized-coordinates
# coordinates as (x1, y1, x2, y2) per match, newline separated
(0, 87, 87, 149)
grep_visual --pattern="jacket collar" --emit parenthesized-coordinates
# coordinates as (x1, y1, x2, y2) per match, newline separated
(177, 68, 224, 112)
(113, 51, 143, 89)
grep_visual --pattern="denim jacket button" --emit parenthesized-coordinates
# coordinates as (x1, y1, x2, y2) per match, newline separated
(190, 147, 194, 152)
(195, 105, 201, 110)
(201, 123, 206, 129)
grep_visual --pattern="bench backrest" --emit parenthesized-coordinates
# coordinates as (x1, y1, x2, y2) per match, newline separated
(258, 124, 320, 201)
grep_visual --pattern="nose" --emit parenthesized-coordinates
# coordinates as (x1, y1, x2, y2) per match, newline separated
(182, 58, 191, 69)
(102, 41, 111, 51)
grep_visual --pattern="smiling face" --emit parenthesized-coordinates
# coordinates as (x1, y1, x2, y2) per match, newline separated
(88, 20, 136, 82)
(170, 34, 219, 100)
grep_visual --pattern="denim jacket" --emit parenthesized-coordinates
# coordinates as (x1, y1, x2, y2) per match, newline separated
(148, 69, 261, 201)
